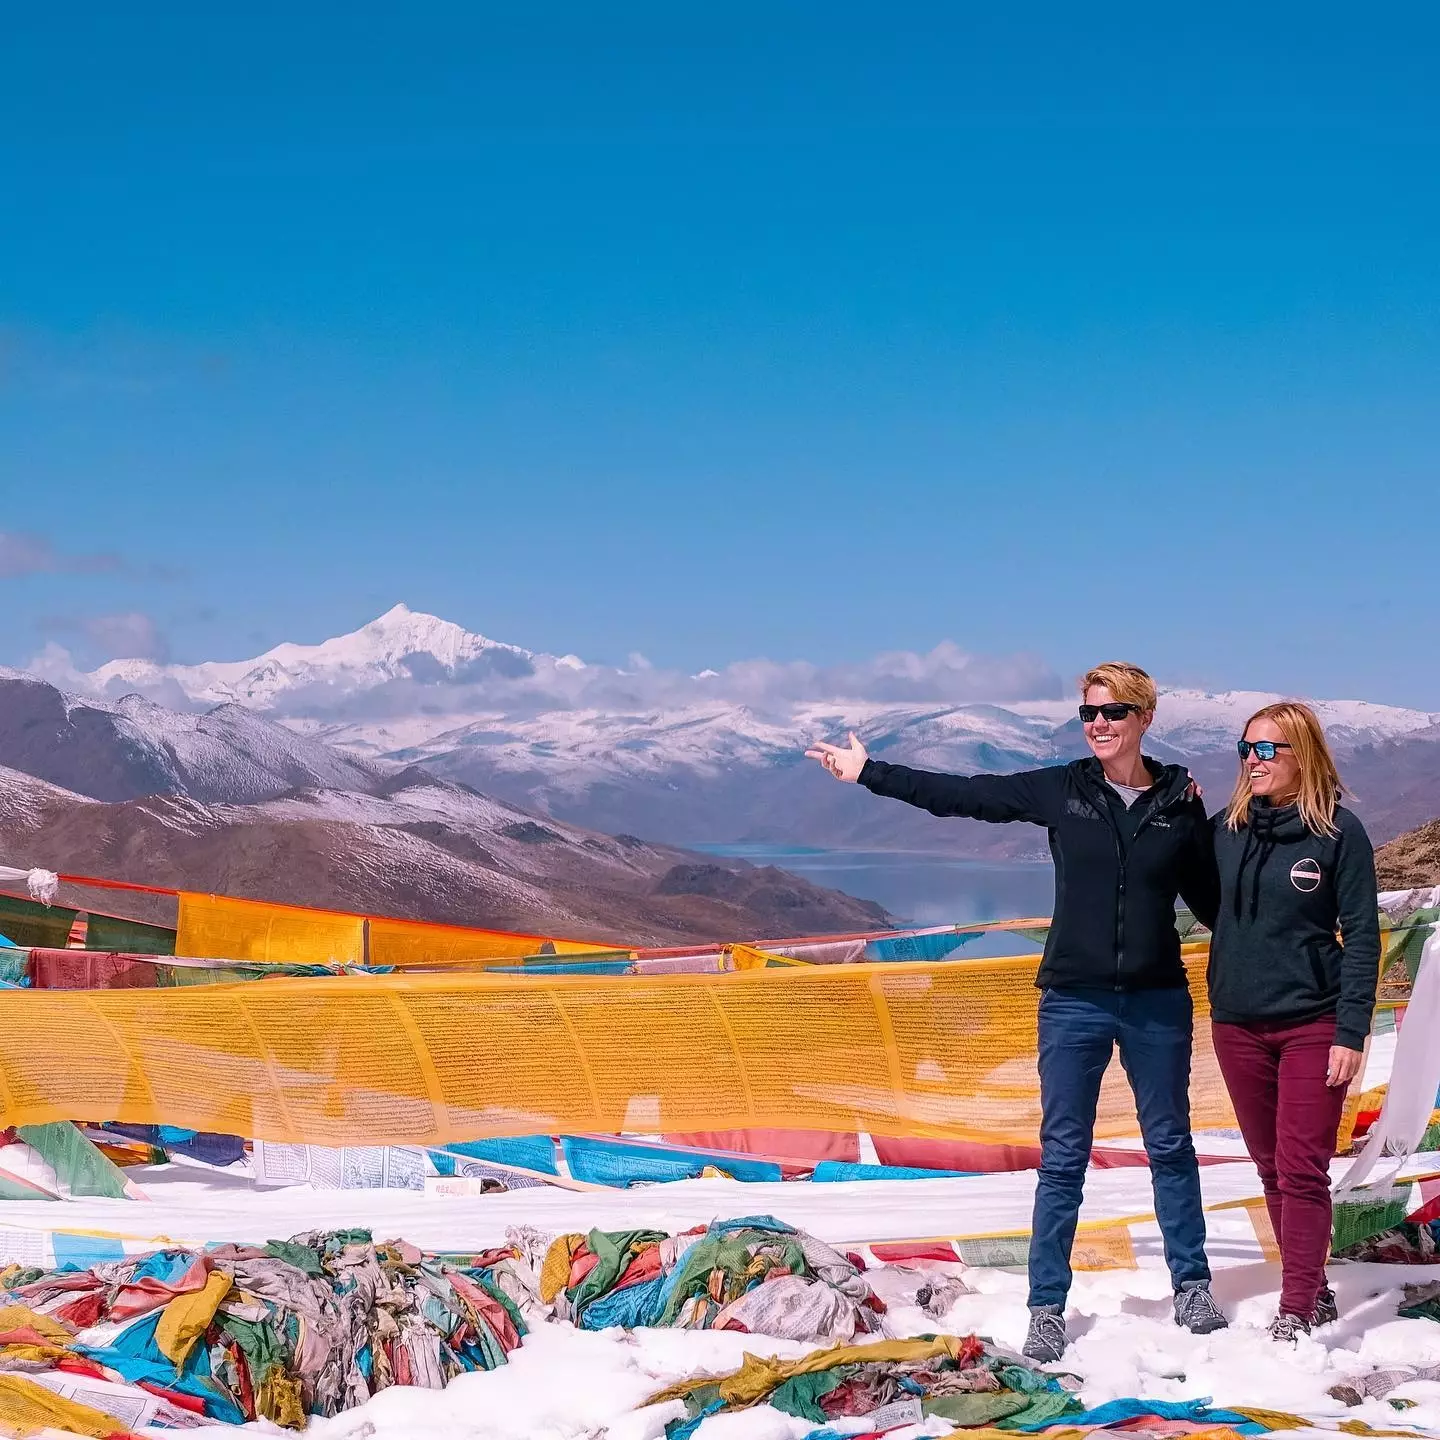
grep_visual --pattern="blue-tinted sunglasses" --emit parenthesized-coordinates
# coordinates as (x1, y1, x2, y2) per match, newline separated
(1237, 740, 1292, 761)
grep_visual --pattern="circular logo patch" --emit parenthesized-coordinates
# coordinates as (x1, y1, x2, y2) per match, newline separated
(1290, 858, 1323, 892)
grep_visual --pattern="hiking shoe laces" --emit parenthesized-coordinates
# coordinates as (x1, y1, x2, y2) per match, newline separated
(1269, 1312, 1312, 1343)
(1311, 1286, 1339, 1328)
(1023, 1305, 1068, 1363)
(1173, 1280, 1228, 1334)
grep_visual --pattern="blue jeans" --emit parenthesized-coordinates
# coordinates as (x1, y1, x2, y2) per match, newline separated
(1028, 986, 1210, 1308)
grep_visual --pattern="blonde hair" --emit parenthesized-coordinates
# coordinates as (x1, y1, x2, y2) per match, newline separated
(1224, 701, 1343, 836)
(1079, 661, 1157, 713)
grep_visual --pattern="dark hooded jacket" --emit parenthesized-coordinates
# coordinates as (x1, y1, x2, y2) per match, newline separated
(858, 755, 1218, 991)
(1205, 798, 1380, 1050)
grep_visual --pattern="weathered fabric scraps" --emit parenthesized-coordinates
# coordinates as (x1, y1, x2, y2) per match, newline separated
(155, 1269, 232, 1366)
(103, 1123, 248, 1167)
(0, 1228, 527, 1429)
(539, 1233, 584, 1305)
(1398, 1279, 1440, 1322)
(1330, 1361, 1440, 1406)
(0, 1372, 133, 1438)
(569, 1227, 667, 1321)
(1008, 1398, 1254, 1431)
(1334, 1220, 1440, 1264)
(109, 1248, 212, 1318)
(650, 1332, 1081, 1439)
(546, 1215, 881, 1341)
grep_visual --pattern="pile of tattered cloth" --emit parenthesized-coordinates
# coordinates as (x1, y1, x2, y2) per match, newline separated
(645, 1333, 1091, 1440)
(1399, 1278, 1440, 1322)
(1334, 1219, 1440, 1265)
(0, 1228, 528, 1428)
(643, 1336, 1303, 1440)
(538, 1214, 883, 1341)
(1325, 1280, 1440, 1408)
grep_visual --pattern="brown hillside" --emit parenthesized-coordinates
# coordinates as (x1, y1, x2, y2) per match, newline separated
(1375, 818, 1440, 891)
(0, 766, 890, 948)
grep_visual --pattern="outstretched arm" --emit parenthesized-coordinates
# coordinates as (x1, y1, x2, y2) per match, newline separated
(806, 734, 1056, 825)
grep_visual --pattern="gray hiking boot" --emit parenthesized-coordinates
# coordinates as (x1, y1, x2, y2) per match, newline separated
(1173, 1279, 1228, 1334)
(1311, 1286, 1339, 1327)
(1023, 1304, 1067, 1363)
(1268, 1311, 1312, 1343)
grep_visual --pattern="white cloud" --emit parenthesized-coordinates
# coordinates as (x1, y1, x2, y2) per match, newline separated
(238, 641, 1062, 722)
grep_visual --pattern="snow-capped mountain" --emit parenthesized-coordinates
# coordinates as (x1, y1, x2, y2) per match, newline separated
(47, 606, 1440, 854)
(86, 604, 539, 710)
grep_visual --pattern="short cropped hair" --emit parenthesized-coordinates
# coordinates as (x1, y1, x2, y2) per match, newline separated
(1079, 661, 1158, 713)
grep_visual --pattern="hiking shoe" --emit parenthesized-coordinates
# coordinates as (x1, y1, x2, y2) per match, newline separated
(1311, 1286, 1339, 1327)
(1268, 1312, 1312, 1343)
(1023, 1304, 1067, 1363)
(1173, 1279, 1228, 1335)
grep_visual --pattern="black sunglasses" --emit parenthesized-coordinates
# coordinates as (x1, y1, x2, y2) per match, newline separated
(1079, 702, 1141, 723)
(1237, 739, 1292, 761)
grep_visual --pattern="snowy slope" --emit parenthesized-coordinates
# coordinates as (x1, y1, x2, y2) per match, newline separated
(0, 671, 386, 804)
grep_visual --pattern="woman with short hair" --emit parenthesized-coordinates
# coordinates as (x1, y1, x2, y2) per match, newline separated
(809, 661, 1224, 1362)
(1206, 701, 1380, 1342)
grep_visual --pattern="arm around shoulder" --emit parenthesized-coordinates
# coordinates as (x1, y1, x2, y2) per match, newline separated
(1178, 803, 1221, 932)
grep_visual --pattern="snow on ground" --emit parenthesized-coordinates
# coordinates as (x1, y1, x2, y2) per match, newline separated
(291, 1256, 1440, 1440)
(5, 1145, 1435, 1438)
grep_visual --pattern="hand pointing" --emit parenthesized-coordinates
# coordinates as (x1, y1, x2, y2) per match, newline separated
(805, 732, 869, 783)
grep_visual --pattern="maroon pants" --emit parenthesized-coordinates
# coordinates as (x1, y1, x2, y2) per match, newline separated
(1212, 1014, 1349, 1317)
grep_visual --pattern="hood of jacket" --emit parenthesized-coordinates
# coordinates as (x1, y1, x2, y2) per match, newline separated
(1244, 796, 1311, 842)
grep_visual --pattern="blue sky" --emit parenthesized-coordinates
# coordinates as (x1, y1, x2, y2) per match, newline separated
(2, 5, 1438, 705)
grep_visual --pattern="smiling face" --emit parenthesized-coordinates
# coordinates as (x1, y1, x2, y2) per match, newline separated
(1241, 715, 1302, 804)
(1082, 683, 1151, 769)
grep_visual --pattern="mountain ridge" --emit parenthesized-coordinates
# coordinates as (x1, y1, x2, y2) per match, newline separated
(0, 757, 890, 945)
(21, 606, 1440, 859)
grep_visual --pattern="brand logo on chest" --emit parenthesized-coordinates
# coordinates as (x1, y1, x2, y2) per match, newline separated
(1290, 857, 1323, 892)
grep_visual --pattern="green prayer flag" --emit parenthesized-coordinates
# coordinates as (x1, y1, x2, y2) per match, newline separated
(16, 1121, 130, 1199)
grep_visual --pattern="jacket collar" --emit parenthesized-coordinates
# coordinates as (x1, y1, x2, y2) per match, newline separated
(1071, 754, 1191, 807)
(1246, 796, 1310, 842)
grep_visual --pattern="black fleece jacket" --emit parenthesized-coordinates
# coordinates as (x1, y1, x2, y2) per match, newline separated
(1204, 799, 1380, 1050)
(858, 755, 1218, 991)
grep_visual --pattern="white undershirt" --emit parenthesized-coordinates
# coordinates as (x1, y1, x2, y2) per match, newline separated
(1107, 780, 1149, 809)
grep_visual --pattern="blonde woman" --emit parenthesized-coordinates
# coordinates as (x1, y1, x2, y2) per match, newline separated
(809, 662, 1225, 1362)
(1207, 702, 1380, 1342)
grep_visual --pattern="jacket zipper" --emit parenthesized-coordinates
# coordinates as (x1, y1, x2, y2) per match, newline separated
(1094, 780, 1187, 990)
(1084, 778, 1128, 989)
(1122, 788, 1190, 987)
